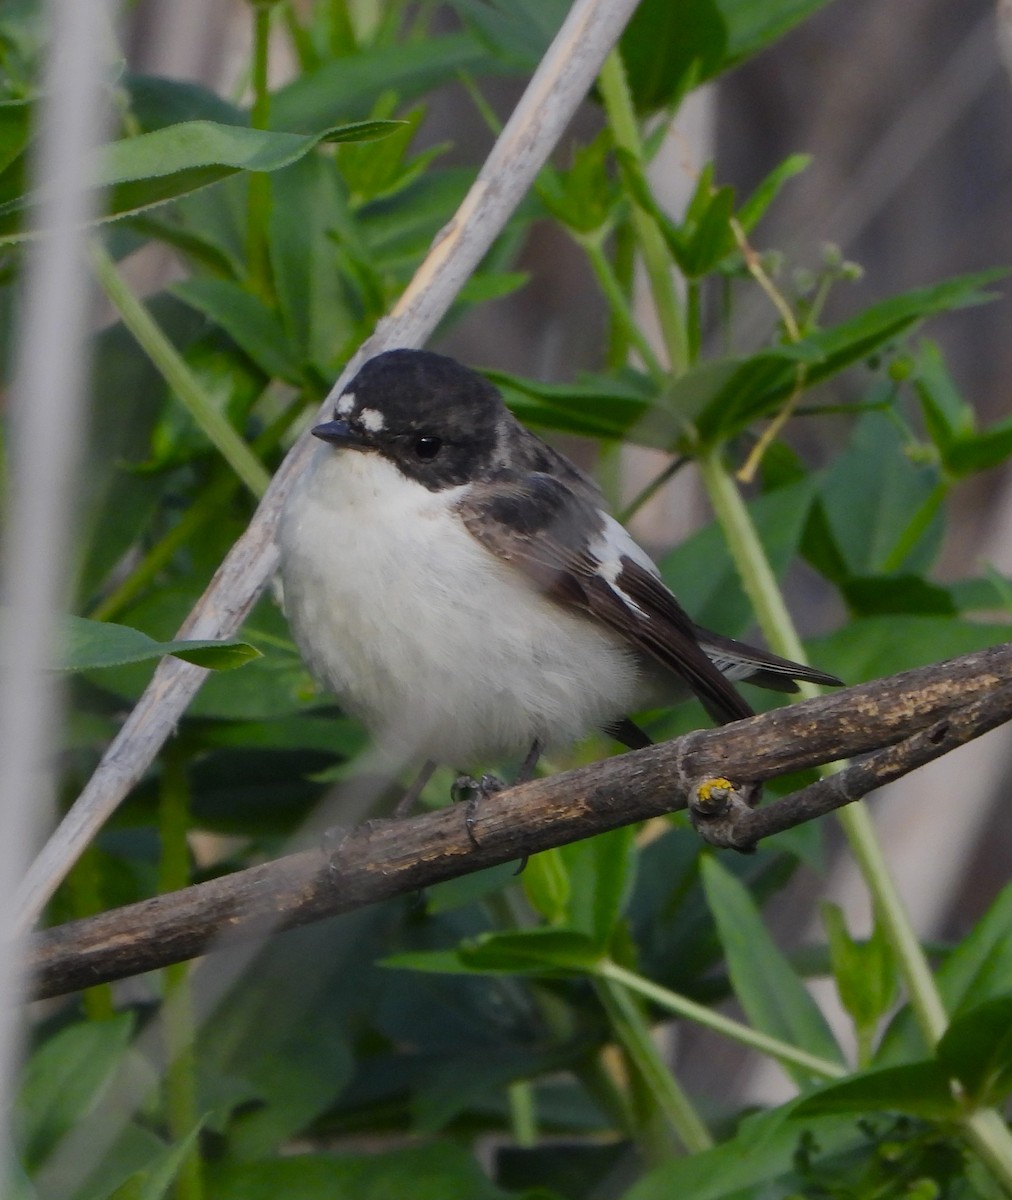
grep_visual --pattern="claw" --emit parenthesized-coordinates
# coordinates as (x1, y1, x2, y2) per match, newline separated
(451, 773, 505, 845)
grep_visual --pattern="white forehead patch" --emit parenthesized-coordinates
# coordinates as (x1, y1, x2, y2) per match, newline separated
(359, 407, 385, 433)
(336, 391, 356, 415)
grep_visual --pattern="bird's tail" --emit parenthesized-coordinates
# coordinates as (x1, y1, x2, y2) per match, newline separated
(695, 627, 843, 695)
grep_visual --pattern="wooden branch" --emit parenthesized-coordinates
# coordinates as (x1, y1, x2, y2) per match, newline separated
(689, 677, 1012, 849)
(26, 642, 1012, 1001)
(14, 0, 642, 934)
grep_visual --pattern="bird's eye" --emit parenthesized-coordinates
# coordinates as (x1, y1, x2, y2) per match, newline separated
(413, 435, 443, 460)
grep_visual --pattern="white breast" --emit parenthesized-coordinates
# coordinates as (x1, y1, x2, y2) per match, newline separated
(278, 448, 644, 769)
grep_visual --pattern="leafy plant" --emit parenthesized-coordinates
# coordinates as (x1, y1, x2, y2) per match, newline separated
(3, 1, 1011, 1199)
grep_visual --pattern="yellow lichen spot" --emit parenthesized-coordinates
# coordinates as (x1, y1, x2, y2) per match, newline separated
(696, 777, 734, 803)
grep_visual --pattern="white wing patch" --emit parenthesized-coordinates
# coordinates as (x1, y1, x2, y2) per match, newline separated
(589, 514, 659, 618)
(336, 391, 356, 415)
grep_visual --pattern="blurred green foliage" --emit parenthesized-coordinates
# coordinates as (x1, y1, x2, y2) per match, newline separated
(3, 1, 1011, 1198)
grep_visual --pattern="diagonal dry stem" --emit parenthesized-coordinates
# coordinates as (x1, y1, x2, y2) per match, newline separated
(15, 0, 642, 935)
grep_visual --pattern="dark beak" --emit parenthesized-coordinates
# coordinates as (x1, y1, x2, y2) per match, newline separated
(311, 418, 370, 449)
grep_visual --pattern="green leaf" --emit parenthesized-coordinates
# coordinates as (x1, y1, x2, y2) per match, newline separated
(0, 98, 31, 168)
(0, 119, 401, 242)
(195, 921, 358, 1159)
(792, 1061, 959, 1120)
(937, 995, 1012, 1106)
(423, 861, 522, 914)
(622, 1104, 863, 1200)
(74, 296, 206, 602)
(106, 1122, 204, 1200)
(268, 152, 359, 377)
(270, 34, 499, 132)
(146, 330, 266, 469)
(381, 949, 482, 975)
(671, 342, 822, 442)
(522, 848, 572, 925)
(125, 211, 241, 278)
(840, 575, 957, 618)
(458, 929, 602, 975)
(619, 0, 837, 116)
(170, 278, 302, 383)
(456, 270, 529, 305)
(488, 367, 661, 444)
(737, 152, 811, 232)
(126, 72, 246, 130)
(87, 592, 325, 720)
(700, 856, 843, 1083)
(939, 883, 1012, 1014)
(821, 902, 897, 1049)
(913, 338, 976, 455)
(620, 0, 728, 114)
(537, 132, 620, 234)
(55, 615, 260, 672)
(671, 182, 738, 279)
(212, 1143, 529, 1200)
(557, 826, 637, 947)
(817, 411, 943, 577)
(16, 1014, 135, 1170)
(913, 339, 1012, 476)
(451, 0, 570, 70)
(806, 616, 1012, 693)
(690, 270, 1004, 445)
(660, 475, 818, 636)
(947, 421, 1012, 476)
(719, 0, 837, 67)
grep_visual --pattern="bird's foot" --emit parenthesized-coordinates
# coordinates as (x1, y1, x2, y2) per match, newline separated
(451, 772, 505, 846)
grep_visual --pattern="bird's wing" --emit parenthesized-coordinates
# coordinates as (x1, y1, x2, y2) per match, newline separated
(456, 472, 753, 724)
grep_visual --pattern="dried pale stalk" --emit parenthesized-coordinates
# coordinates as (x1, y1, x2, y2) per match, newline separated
(15, 0, 642, 933)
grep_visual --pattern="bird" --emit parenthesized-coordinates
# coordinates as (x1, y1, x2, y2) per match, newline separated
(278, 348, 841, 807)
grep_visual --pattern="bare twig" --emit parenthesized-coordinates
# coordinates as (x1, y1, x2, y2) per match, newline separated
(26, 642, 1012, 1000)
(690, 677, 1012, 849)
(14, 0, 642, 934)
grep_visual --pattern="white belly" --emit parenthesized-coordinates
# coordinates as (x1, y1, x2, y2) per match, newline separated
(278, 449, 643, 768)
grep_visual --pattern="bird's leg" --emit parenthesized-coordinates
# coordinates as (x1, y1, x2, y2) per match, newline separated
(603, 717, 653, 751)
(455, 739, 544, 849)
(517, 737, 545, 782)
(393, 759, 438, 818)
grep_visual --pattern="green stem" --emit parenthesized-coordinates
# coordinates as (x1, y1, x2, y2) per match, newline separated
(65, 847, 115, 1021)
(695, 447, 1012, 1188)
(573, 1052, 638, 1138)
(961, 1109, 1012, 1196)
(90, 469, 242, 623)
(89, 243, 271, 499)
(89, 395, 303, 622)
(281, 2, 318, 72)
(507, 1081, 537, 1148)
(697, 447, 948, 1040)
(617, 455, 688, 525)
(597, 51, 688, 377)
(686, 279, 702, 364)
(247, 4, 274, 300)
(597, 961, 844, 1081)
(606, 219, 636, 370)
(159, 751, 203, 1200)
(581, 232, 665, 383)
(595, 974, 712, 1156)
(696, 447, 803, 659)
(879, 480, 948, 574)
